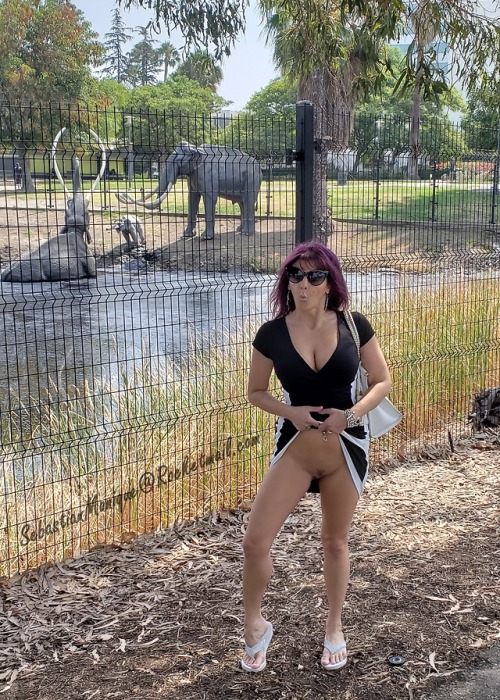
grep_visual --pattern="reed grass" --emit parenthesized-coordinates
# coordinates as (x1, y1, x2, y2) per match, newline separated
(0, 323, 275, 576)
(369, 278, 499, 438)
(1, 280, 499, 576)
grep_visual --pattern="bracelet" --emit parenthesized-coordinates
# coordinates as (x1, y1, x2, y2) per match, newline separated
(344, 408, 363, 428)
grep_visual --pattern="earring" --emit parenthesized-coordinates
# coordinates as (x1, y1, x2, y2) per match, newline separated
(324, 293, 329, 311)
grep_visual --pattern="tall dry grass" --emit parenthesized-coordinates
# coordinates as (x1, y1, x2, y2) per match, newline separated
(1, 279, 498, 576)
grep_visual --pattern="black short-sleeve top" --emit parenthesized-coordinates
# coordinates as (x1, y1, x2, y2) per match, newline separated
(252, 311, 375, 410)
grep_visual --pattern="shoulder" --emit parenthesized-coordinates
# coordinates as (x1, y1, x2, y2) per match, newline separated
(252, 317, 285, 358)
(350, 311, 376, 346)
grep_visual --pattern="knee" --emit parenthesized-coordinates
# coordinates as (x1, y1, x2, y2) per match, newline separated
(321, 531, 349, 557)
(242, 532, 270, 559)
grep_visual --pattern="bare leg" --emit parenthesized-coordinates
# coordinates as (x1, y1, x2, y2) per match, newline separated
(242, 455, 311, 669)
(319, 459, 359, 668)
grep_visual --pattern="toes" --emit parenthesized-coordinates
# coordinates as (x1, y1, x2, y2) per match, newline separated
(243, 651, 263, 669)
(252, 652, 263, 668)
(321, 649, 333, 665)
(322, 648, 347, 666)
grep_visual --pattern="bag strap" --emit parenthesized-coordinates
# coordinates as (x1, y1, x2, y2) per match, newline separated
(343, 309, 361, 359)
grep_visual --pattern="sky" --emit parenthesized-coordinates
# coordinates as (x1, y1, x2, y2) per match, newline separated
(72, 0, 278, 110)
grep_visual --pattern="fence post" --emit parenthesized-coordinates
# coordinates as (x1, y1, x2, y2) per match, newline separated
(266, 156, 272, 217)
(295, 101, 314, 243)
(431, 161, 438, 222)
(47, 152, 54, 209)
(492, 163, 499, 225)
(490, 119, 500, 224)
(374, 140, 381, 220)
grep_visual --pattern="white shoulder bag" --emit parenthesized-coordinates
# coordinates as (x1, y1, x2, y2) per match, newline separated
(344, 310, 402, 438)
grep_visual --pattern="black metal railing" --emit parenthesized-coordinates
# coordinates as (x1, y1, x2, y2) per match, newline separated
(0, 102, 498, 577)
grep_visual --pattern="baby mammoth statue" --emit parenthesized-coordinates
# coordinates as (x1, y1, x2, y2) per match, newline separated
(111, 215, 145, 250)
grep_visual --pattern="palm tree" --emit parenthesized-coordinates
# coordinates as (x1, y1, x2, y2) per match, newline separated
(260, 1, 391, 239)
(175, 50, 223, 92)
(406, 5, 441, 180)
(158, 41, 180, 81)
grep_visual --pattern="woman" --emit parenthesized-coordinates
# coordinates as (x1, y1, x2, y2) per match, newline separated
(241, 241, 391, 673)
(14, 162, 23, 190)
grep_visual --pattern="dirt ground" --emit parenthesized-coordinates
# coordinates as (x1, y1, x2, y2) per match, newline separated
(1, 188, 500, 276)
(1, 430, 499, 700)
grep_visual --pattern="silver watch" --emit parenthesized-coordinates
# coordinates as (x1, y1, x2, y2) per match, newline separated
(344, 408, 363, 428)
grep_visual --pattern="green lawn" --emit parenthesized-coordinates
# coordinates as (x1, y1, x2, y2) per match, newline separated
(329, 180, 497, 224)
(8, 177, 500, 225)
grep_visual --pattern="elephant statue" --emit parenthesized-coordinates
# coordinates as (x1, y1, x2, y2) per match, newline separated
(2, 127, 106, 283)
(110, 215, 145, 250)
(117, 142, 262, 240)
(1, 157, 101, 283)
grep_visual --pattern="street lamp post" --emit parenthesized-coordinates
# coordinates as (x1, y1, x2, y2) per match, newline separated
(126, 116, 134, 187)
(374, 119, 383, 220)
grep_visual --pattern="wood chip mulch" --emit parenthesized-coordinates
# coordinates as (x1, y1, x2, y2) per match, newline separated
(1, 432, 499, 700)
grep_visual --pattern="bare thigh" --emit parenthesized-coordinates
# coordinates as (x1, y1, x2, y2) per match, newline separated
(244, 452, 313, 552)
(320, 463, 359, 539)
(245, 431, 351, 551)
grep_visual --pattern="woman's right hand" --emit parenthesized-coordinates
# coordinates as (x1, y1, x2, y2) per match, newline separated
(288, 405, 324, 432)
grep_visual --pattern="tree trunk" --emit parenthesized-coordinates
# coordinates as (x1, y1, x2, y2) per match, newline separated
(408, 48, 424, 181)
(298, 63, 356, 242)
(13, 141, 36, 193)
(309, 69, 329, 242)
(408, 83, 421, 180)
(354, 151, 362, 173)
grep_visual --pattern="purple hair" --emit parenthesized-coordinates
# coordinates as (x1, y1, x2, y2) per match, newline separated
(270, 242, 350, 318)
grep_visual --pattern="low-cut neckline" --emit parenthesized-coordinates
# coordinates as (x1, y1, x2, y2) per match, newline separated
(283, 312, 340, 373)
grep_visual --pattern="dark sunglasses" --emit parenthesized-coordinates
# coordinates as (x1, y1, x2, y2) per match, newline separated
(286, 266, 329, 286)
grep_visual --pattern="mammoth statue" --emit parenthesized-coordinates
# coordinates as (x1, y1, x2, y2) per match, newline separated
(110, 215, 145, 250)
(1, 129, 105, 283)
(117, 142, 262, 240)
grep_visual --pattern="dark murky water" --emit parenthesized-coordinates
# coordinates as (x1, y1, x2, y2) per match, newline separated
(0, 269, 414, 410)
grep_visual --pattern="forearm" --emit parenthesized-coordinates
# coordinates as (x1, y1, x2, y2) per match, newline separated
(351, 378, 392, 418)
(248, 389, 296, 421)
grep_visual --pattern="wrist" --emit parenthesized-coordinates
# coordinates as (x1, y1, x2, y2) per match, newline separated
(344, 407, 363, 428)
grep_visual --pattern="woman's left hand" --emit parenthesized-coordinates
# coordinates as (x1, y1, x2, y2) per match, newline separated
(318, 408, 347, 434)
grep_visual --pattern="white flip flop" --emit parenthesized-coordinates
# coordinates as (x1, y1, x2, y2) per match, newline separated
(240, 622, 274, 672)
(322, 638, 348, 671)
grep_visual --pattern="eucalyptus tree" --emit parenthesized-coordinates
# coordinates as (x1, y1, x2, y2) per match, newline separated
(121, 0, 500, 113)
(120, 0, 397, 118)
(0, 0, 103, 192)
(157, 41, 180, 81)
(404, 3, 442, 178)
(101, 8, 133, 84)
(352, 46, 466, 174)
(394, 1, 500, 178)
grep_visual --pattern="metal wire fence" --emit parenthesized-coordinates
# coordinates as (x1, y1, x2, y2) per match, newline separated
(0, 103, 498, 577)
